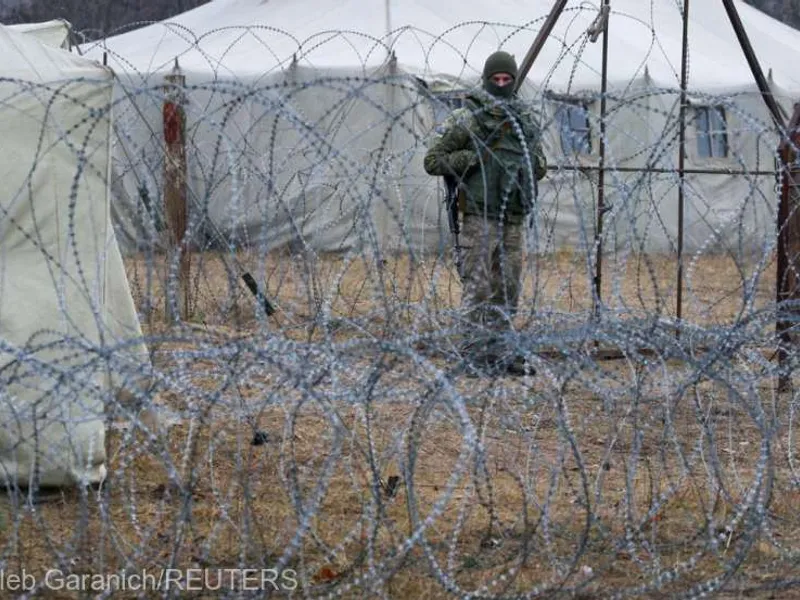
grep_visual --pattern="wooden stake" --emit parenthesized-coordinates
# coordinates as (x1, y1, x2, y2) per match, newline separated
(163, 58, 190, 322)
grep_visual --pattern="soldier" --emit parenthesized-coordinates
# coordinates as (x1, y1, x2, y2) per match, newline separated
(424, 50, 547, 375)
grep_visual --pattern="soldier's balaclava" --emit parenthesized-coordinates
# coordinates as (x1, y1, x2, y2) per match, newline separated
(482, 50, 518, 99)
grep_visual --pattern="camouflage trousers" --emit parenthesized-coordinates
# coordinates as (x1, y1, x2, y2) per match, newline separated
(457, 215, 524, 361)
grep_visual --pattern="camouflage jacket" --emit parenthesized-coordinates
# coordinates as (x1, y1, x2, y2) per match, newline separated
(424, 92, 547, 223)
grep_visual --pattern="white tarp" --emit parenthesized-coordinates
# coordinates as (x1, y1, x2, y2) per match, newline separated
(87, 0, 800, 91)
(83, 0, 800, 255)
(0, 24, 148, 488)
(8, 18, 71, 49)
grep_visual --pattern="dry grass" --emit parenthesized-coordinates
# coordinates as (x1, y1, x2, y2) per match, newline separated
(1, 248, 794, 599)
(124, 247, 777, 332)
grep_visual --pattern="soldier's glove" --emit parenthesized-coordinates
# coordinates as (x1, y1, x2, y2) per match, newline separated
(443, 150, 478, 180)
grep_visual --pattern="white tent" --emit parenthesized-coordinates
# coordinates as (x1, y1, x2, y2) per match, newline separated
(8, 18, 72, 49)
(85, 0, 800, 255)
(0, 23, 148, 488)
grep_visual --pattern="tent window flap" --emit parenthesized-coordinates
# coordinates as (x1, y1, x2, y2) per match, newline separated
(555, 100, 592, 155)
(695, 106, 728, 159)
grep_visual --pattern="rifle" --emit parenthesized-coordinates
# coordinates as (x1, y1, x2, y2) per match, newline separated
(443, 174, 462, 272)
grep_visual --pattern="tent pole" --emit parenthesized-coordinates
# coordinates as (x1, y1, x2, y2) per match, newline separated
(513, 0, 568, 93)
(676, 0, 689, 335)
(385, 0, 393, 57)
(720, 0, 785, 131)
(593, 0, 610, 318)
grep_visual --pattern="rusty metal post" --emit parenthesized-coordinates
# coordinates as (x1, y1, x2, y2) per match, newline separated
(776, 104, 800, 392)
(163, 58, 190, 322)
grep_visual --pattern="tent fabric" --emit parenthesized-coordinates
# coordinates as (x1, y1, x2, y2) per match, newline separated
(83, 0, 799, 256)
(0, 24, 148, 487)
(8, 19, 72, 49)
(90, 0, 800, 92)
